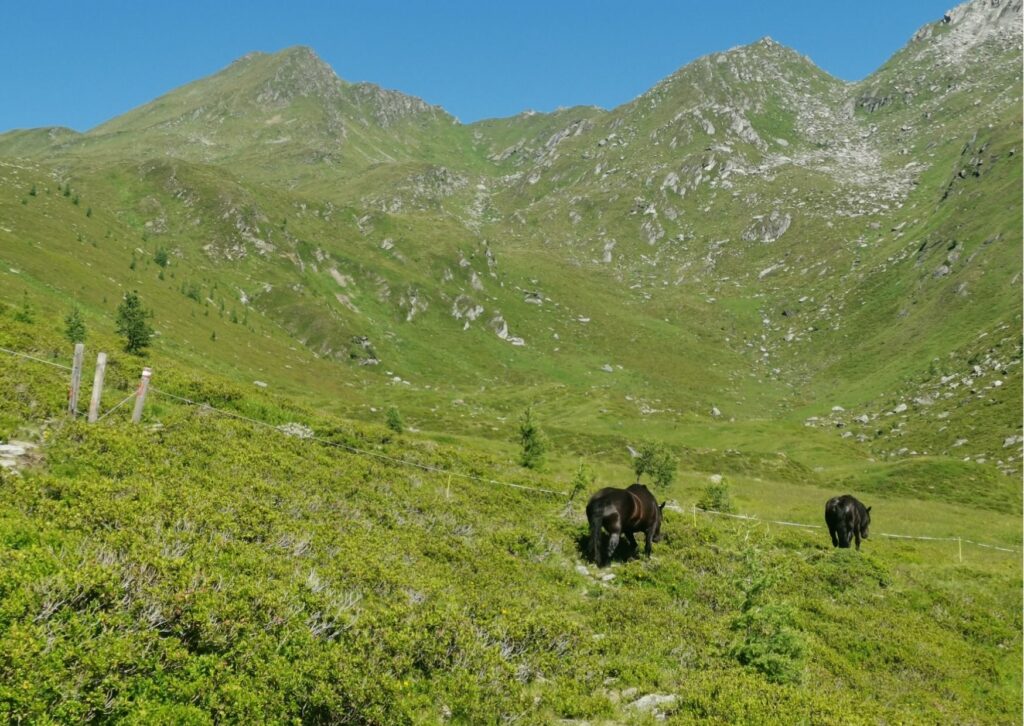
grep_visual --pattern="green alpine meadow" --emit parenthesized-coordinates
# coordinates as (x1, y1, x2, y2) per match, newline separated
(0, 0, 1020, 722)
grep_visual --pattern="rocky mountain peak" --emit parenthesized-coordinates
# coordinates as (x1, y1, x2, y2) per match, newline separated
(911, 0, 1022, 62)
(245, 47, 446, 127)
(943, 0, 1022, 33)
(253, 46, 346, 106)
(700, 36, 835, 87)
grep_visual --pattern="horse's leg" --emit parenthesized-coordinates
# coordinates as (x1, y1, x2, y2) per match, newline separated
(643, 527, 655, 557)
(588, 511, 605, 565)
(624, 532, 638, 557)
(607, 531, 621, 563)
(607, 532, 620, 562)
(854, 530, 861, 551)
(604, 513, 621, 564)
(828, 525, 839, 547)
(843, 527, 855, 549)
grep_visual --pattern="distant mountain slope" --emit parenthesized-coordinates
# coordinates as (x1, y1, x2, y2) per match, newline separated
(0, 0, 1019, 485)
(5, 47, 482, 188)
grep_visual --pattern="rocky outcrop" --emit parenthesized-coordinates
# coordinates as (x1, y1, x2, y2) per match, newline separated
(742, 210, 792, 243)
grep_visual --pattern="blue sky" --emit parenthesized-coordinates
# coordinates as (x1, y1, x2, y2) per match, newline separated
(3, 1, 953, 132)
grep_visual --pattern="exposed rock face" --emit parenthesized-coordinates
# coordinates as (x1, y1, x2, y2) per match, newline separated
(399, 288, 428, 322)
(451, 295, 484, 329)
(350, 83, 443, 127)
(364, 166, 469, 212)
(932, 0, 1022, 62)
(489, 315, 525, 345)
(743, 210, 792, 243)
(349, 336, 380, 365)
(254, 46, 345, 106)
(548, 119, 592, 146)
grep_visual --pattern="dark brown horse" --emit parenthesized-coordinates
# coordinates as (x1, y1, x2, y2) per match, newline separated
(586, 483, 665, 566)
(825, 494, 871, 550)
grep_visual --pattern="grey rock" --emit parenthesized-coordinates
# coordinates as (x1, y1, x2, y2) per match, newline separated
(277, 423, 314, 439)
(628, 693, 677, 713)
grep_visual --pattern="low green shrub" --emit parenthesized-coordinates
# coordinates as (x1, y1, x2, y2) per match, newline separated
(698, 478, 735, 513)
(730, 603, 806, 684)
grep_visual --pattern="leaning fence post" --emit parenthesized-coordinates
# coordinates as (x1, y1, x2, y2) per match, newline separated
(68, 343, 85, 415)
(958, 537, 963, 563)
(692, 503, 697, 527)
(87, 352, 107, 423)
(131, 367, 152, 424)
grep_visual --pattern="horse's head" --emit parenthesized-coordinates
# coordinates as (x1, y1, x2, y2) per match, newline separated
(860, 505, 871, 539)
(652, 501, 667, 542)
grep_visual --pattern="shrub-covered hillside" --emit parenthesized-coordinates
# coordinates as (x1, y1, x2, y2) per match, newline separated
(0, 311, 1020, 724)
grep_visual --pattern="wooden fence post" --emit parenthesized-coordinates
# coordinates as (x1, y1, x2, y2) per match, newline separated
(68, 343, 85, 415)
(87, 352, 107, 423)
(131, 367, 152, 424)
(958, 537, 963, 564)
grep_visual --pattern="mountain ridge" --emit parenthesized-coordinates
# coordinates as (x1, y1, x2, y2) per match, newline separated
(0, 0, 1019, 482)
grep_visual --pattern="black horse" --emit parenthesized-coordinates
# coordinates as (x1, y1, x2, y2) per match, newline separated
(825, 495, 871, 550)
(586, 483, 665, 566)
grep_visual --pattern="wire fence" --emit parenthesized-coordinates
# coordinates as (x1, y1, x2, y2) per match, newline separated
(149, 385, 567, 497)
(679, 505, 1019, 554)
(1, 344, 1020, 556)
(0, 345, 72, 371)
(0, 345, 138, 422)
(94, 392, 137, 422)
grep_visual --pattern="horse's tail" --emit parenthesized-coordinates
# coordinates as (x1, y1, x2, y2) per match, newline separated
(587, 503, 603, 564)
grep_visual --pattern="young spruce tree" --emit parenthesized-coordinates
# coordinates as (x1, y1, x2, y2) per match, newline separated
(115, 291, 154, 355)
(518, 406, 549, 469)
(64, 306, 86, 344)
(385, 407, 404, 434)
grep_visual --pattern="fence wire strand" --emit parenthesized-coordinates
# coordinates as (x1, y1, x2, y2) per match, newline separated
(689, 505, 1018, 553)
(150, 386, 567, 498)
(0, 345, 72, 371)
(95, 392, 137, 422)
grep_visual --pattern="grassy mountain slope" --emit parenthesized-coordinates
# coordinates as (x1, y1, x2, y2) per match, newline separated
(0, 312, 1019, 723)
